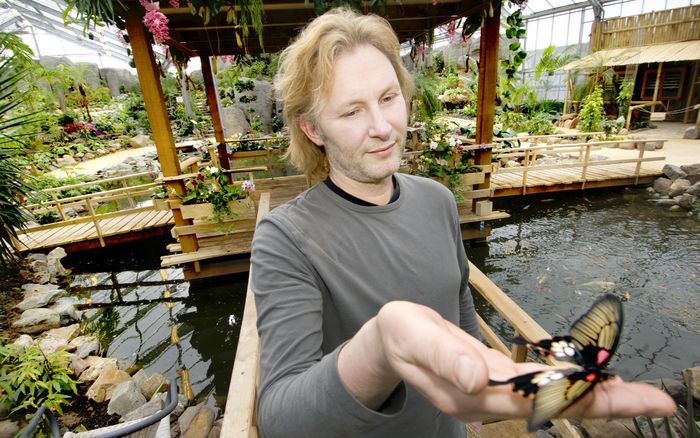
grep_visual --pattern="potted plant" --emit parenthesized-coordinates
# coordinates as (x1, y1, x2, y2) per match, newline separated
(151, 184, 170, 211)
(179, 166, 256, 223)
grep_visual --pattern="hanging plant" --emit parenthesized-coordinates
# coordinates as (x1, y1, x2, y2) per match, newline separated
(186, 0, 265, 51)
(62, 0, 127, 33)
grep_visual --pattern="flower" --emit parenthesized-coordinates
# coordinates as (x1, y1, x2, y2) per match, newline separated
(242, 180, 255, 192)
(196, 173, 204, 180)
(169, 0, 180, 7)
(141, 3, 170, 44)
(206, 166, 219, 174)
(429, 141, 438, 150)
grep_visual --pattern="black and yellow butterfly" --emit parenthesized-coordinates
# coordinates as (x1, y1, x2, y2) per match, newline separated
(489, 294, 623, 432)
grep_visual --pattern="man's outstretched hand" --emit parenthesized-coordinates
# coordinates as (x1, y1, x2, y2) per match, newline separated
(338, 301, 676, 425)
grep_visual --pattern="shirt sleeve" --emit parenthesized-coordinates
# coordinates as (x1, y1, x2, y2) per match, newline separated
(251, 216, 406, 438)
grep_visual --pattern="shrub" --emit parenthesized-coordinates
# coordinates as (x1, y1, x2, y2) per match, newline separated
(579, 86, 605, 132)
(525, 112, 555, 135)
(0, 342, 79, 415)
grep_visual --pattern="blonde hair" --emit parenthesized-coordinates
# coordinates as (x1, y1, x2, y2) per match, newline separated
(276, 7, 415, 184)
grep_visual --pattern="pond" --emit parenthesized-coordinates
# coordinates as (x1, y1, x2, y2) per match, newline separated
(469, 186, 700, 381)
(61, 185, 699, 412)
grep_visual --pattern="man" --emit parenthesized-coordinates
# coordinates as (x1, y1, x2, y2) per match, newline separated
(250, 8, 674, 438)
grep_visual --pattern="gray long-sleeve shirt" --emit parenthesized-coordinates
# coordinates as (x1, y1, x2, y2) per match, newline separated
(251, 173, 480, 437)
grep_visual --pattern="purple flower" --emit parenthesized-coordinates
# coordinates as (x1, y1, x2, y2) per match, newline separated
(242, 180, 255, 192)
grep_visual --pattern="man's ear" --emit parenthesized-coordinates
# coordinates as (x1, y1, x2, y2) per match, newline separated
(299, 117, 324, 147)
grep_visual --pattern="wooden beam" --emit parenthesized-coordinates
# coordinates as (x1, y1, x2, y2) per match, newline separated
(475, 1, 499, 205)
(126, 9, 199, 253)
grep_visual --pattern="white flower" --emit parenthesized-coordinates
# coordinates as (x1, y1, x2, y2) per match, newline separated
(207, 166, 219, 174)
(429, 141, 438, 150)
(448, 137, 457, 147)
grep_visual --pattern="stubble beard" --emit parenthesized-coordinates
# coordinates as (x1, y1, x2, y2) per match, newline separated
(326, 136, 405, 184)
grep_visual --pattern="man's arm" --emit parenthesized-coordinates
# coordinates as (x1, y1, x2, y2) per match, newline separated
(338, 301, 676, 423)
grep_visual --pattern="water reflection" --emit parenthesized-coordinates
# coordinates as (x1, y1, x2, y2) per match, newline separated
(63, 238, 247, 407)
(469, 187, 700, 380)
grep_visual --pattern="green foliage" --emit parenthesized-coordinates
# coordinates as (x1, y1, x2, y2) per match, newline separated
(534, 45, 578, 79)
(180, 166, 255, 223)
(432, 52, 445, 74)
(413, 73, 442, 122)
(601, 119, 623, 139)
(0, 342, 79, 415)
(502, 9, 527, 80)
(579, 86, 605, 132)
(525, 112, 555, 135)
(616, 79, 634, 118)
(34, 211, 60, 225)
(62, 0, 126, 33)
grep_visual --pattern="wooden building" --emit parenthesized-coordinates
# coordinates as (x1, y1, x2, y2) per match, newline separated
(562, 5, 700, 128)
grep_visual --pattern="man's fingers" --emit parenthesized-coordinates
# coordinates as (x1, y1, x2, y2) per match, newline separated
(564, 380, 676, 420)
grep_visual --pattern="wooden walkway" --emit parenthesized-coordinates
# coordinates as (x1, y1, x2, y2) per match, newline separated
(17, 209, 173, 252)
(490, 162, 662, 196)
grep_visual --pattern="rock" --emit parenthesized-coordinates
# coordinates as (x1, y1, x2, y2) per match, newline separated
(575, 280, 615, 294)
(505, 160, 521, 168)
(570, 117, 579, 129)
(25, 253, 48, 263)
(675, 194, 696, 209)
(70, 357, 89, 377)
(56, 155, 78, 167)
(207, 419, 222, 438)
(653, 177, 673, 196)
(668, 178, 691, 197)
(669, 204, 683, 211)
(46, 247, 68, 281)
(19, 268, 50, 284)
(221, 106, 250, 137)
(121, 392, 166, 422)
(133, 370, 168, 400)
(683, 126, 698, 139)
(13, 334, 34, 350)
(28, 258, 48, 274)
(107, 380, 147, 417)
(15, 289, 63, 311)
(79, 356, 119, 382)
(86, 367, 131, 402)
(643, 142, 657, 151)
(12, 308, 61, 334)
(0, 419, 20, 438)
(21, 283, 59, 293)
(655, 198, 677, 207)
(128, 134, 152, 148)
(38, 336, 69, 355)
(68, 335, 100, 357)
(619, 128, 629, 135)
(50, 296, 81, 322)
(687, 174, 700, 185)
(680, 163, 700, 176)
(43, 323, 80, 343)
(179, 403, 216, 438)
(682, 366, 700, 401)
(619, 141, 636, 150)
(662, 164, 687, 180)
(563, 119, 573, 129)
(687, 181, 700, 197)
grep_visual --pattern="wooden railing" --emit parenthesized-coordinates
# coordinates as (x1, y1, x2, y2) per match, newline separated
(493, 139, 666, 194)
(20, 171, 162, 247)
(221, 239, 580, 437)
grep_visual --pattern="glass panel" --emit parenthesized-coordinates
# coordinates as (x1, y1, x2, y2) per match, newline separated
(536, 16, 553, 50)
(567, 11, 582, 45)
(642, 0, 662, 12)
(665, 0, 691, 7)
(525, 20, 538, 51)
(581, 21, 592, 43)
(604, 2, 622, 17)
(620, 0, 643, 17)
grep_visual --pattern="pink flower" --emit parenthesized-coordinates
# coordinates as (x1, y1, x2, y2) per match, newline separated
(139, 0, 160, 12)
(169, 0, 180, 7)
(143, 8, 170, 43)
(196, 173, 204, 180)
(219, 55, 236, 65)
(456, 145, 465, 152)
(242, 180, 255, 192)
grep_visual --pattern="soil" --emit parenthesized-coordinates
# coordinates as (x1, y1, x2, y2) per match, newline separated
(0, 266, 25, 340)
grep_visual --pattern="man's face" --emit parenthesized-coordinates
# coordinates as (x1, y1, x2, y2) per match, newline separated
(303, 44, 408, 185)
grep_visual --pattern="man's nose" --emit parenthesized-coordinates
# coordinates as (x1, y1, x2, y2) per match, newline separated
(367, 106, 392, 140)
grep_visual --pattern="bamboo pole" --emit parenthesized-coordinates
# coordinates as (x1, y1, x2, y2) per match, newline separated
(126, 9, 198, 254)
(651, 63, 663, 114)
(84, 198, 105, 247)
(580, 143, 591, 190)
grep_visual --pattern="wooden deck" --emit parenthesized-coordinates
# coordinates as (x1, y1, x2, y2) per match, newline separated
(17, 208, 174, 252)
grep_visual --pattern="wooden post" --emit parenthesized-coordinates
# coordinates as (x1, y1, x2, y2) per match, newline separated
(126, 9, 198, 253)
(581, 143, 591, 190)
(684, 61, 699, 124)
(474, 1, 499, 204)
(200, 55, 231, 171)
(634, 141, 645, 185)
(511, 330, 528, 363)
(84, 198, 105, 247)
(50, 191, 66, 221)
(651, 63, 663, 114)
(521, 149, 529, 195)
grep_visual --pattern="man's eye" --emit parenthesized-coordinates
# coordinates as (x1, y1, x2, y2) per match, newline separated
(382, 95, 395, 102)
(344, 110, 358, 117)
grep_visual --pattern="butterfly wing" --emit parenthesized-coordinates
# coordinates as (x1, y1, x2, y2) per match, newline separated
(527, 369, 596, 432)
(513, 336, 582, 364)
(569, 294, 623, 369)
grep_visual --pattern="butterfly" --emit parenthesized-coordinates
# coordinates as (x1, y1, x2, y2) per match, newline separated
(489, 293, 623, 432)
